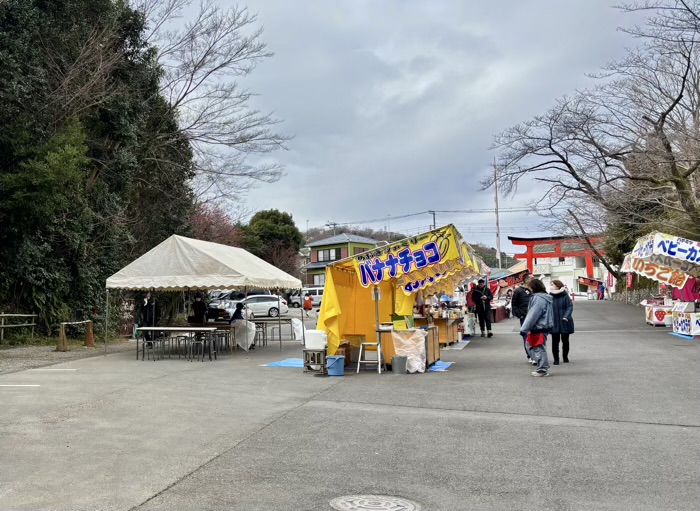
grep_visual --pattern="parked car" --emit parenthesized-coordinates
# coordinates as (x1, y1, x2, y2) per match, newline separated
(238, 295, 289, 318)
(289, 290, 302, 308)
(207, 291, 245, 320)
(207, 289, 272, 320)
(216, 300, 255, 321)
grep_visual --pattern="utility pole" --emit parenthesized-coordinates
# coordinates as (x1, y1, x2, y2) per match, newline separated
(494, 160, 503, 269)
(326, 222, 338, 236)
(428, 210, 436, 230)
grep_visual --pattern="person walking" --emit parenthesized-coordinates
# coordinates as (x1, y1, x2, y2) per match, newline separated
(519, 278, 554, 377)
(550, 280, 574, 364)
(511, 273, 535, 365)
(598, 283, 606, 300)
(472, 279, 493, 337)
(303, 293, 313, 318)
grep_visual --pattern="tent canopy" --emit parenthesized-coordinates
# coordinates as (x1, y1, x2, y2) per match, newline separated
(106, 235, 302, 291)
(317, 225, 484, 354)
(622, 232, 700, 289)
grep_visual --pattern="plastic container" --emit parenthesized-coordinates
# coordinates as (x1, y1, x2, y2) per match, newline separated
(326, 356, 345, 376)
(392, 356, 408, 374)
(304, 329, 328, 349)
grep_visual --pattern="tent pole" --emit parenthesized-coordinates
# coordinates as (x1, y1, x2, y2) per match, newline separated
(300, 287, 306, 346)
(245, 286, 249, 355)
(374, 285, 381, 345)
(277, 289, 282, 351)
(104, 289, 109, 355)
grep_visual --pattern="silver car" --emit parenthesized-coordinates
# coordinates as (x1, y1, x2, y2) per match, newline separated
(228, 295, 289, 318)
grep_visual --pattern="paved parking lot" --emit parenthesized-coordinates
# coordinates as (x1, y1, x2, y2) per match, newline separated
(1, 301, 698, 510)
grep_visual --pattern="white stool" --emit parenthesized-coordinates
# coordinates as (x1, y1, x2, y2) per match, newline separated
(357, 329, 389, 374)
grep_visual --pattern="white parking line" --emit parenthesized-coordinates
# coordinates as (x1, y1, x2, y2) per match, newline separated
(0, 385, 41, 387)
(28, 368, 77, 371)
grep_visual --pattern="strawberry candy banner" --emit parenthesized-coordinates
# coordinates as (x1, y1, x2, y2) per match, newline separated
(622, 232, 700, 289)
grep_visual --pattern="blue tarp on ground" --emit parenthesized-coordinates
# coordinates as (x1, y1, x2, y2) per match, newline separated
(429, 361, 454, 372)
(670, 332, 695, 341)
(263, 358, 304, 368)
(266, 358, 456, 371)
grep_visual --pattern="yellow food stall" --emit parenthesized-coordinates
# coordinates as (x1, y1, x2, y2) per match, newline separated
(317, 225, 483, 370)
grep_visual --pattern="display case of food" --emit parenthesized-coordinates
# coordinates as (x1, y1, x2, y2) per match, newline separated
(641, 299, 674, 327)
(672, 302, 700, 336)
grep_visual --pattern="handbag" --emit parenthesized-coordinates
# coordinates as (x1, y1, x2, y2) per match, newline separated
(526, 332, 545, 347)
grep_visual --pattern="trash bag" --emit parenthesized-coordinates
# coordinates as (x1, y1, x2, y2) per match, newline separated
(291, 318, 304, 342)
(232, 320, 257, 350)
(391, 330, 427, 373)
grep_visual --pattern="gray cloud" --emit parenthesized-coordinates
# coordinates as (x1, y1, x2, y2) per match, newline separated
(227, 0, 637, 252)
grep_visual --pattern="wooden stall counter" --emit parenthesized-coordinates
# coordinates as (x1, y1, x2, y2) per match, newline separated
(414, 316, 459, 346)
(491, 305, 507, 323)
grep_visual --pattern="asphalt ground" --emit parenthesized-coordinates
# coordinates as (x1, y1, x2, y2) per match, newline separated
(1, 300, 698, 510)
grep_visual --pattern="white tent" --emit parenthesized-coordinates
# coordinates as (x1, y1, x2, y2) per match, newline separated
(106, 235, 302, 290)
(104, 235, 303, 352)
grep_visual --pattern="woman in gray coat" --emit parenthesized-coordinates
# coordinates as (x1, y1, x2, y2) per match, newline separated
(519, 279, 554, 377)
(550, 279, 574, 364)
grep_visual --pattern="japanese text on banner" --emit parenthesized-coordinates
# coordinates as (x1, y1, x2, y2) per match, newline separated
(631, 257, 689, 288)
(358, 242, 442, 286)
(655, 235, 700, 264)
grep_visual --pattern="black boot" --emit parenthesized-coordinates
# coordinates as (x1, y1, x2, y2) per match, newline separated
(480, 331, 485, 337)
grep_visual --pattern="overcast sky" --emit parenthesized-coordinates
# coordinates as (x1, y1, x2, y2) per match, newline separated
(229, 0, 638, 253)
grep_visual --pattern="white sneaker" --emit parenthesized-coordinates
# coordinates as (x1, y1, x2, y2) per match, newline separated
(531, 371, 549, 377)
(528, 358, 536, 365)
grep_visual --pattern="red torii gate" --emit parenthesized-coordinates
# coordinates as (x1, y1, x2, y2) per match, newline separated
(508, 235, 604, 279)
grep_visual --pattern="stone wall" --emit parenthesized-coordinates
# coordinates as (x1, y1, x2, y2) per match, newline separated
(610, 289, 656, 306)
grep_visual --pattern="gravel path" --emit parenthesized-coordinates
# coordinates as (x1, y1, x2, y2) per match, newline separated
(0, 341, 134, 375)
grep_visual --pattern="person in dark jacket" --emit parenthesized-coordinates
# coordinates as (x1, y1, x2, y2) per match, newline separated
(550, 279, 574, 364)
(230, 302, 245, 321)
(142, 292, 160, 340)
(191, 293, 207, 323)
(472, 279, 493, 337)
(511, 273, 534, 364)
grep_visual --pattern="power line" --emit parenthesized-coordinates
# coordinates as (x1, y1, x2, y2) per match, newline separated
(329, 206, 566, 228)
(335, 211, 430, 226)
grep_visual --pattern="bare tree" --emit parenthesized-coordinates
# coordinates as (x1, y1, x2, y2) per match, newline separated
(266, 241, 301, 277)
(41, 22, 124, 132)
(134, 0, 289, 205)
(488, 0, 700, 245)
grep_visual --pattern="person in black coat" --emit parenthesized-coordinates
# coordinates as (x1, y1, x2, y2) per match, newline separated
(549, 279, 575, 364)
(472, 279, 494, 337)
(511, 273, 534, 363)
(141, 292, 160, 340)
(191, 293, 207, 324)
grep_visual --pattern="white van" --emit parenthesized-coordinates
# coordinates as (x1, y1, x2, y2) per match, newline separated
(302, 287, 324, 307)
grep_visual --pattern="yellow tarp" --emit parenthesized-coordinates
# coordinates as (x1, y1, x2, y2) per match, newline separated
(317, 225, 483, 355)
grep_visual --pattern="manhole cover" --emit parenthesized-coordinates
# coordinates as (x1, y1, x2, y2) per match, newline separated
(330, 495, 421, 511)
